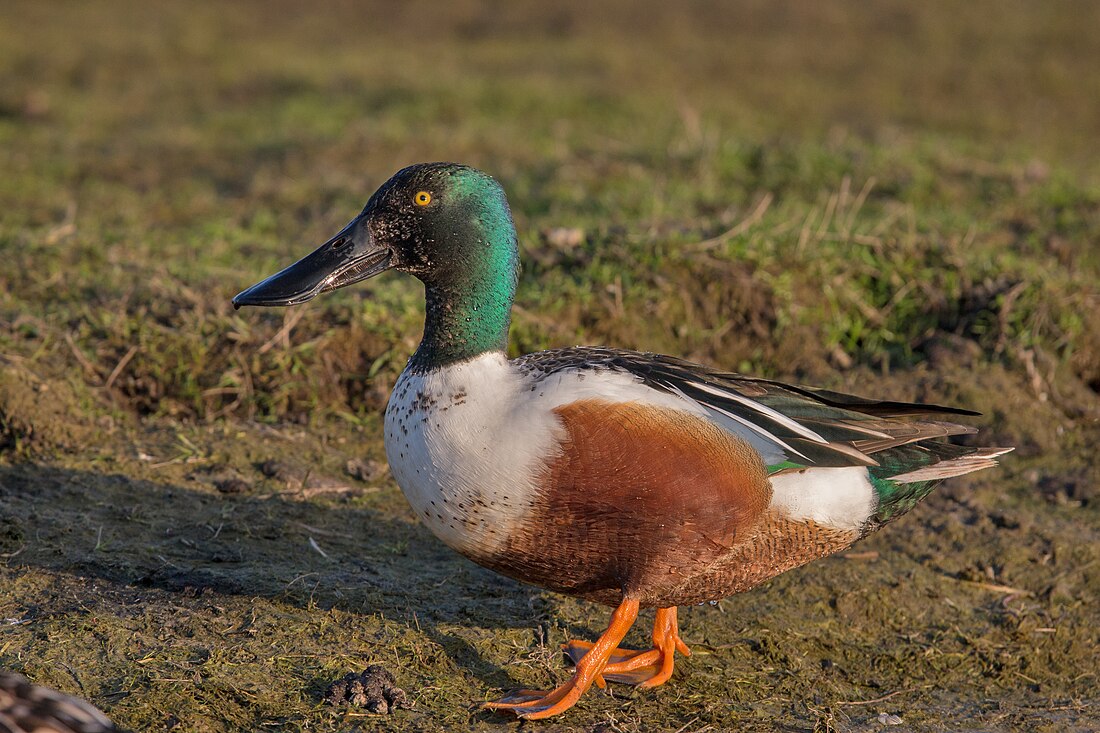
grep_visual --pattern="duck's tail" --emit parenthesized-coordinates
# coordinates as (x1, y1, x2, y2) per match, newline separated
(865, 442, 1013, 529)
(888, 446, 1014, 483)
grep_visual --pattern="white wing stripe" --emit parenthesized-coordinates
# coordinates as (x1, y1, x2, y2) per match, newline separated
(662, 380, 808, 460)
(688, 380, 829, 444)
(701, 401, 811, 462)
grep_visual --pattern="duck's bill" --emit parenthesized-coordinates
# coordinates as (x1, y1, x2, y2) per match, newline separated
(232, 218, 393, 308)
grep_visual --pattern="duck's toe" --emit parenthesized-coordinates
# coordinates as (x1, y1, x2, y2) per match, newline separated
(563, 606, 691, 688)
(482, 678, 587, 719)
(483, 597, 641, 719)
(563, 640, 662, 686)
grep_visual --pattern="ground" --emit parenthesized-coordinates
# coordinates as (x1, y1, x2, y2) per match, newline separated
(1, 2, 1099, 731)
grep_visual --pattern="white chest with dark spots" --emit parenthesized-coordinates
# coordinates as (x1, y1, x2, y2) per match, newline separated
(382, 353, 554, 558)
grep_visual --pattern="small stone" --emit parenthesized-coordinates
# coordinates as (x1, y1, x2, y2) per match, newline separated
(542, 227, 585, 249)
(1024, 159, 1050, 182)
(324, 665, 410, 714)
(346, 458, 388, 482)
(877, 712, 904, 726)
(829, 346, 853, 369)
(22, 90, 52, 119)
(214, 478, 250, 494)
(259, 459, 293, 480)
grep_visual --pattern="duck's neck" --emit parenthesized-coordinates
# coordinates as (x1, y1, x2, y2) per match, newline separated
(408, 248, 518, 373)
(407, 169, 520, 373)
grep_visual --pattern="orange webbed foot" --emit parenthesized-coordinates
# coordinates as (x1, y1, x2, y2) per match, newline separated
(483, 598, 641, 719)
(563, 606, 690, 688)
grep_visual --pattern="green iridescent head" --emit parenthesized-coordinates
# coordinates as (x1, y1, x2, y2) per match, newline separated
(233, 162, 520, 369)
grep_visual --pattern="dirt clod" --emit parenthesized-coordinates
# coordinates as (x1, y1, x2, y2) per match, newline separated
(0, 366, 92, 455)
(214, 478, 250, 495)
(259, 460, 293, 480)
(0, 518, 24, 556)
(345, 458, 387, 483)
(323, 666, 410, 714)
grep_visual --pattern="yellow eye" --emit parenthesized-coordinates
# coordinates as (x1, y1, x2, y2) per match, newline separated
(414, 191, 432, 206)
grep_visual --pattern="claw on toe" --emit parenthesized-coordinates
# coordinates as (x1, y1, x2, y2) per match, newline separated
(484, 603, 692, 719)
(482, 687, 570, 717)
(483, 688, 551, 707)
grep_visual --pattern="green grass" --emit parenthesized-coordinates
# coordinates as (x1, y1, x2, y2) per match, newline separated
(1, 2, 1099, 731)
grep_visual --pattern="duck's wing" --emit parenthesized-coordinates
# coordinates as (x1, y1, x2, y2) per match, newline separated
(514, 346, 986, 471)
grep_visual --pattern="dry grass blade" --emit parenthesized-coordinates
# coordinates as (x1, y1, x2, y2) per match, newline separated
(105, 345, 139, 389)
(688, 193, 774, 251)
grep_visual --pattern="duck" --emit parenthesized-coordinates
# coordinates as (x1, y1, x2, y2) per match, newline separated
(233, 162, 1011, 719)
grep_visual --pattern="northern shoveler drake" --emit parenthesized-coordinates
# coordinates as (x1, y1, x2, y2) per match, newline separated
(233, 162, 1011, 719)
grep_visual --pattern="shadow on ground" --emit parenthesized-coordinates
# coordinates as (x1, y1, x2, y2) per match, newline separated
(0, 462, 546, 695)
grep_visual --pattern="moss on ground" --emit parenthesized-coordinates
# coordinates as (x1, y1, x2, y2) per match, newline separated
(1, 2, 1099, 730)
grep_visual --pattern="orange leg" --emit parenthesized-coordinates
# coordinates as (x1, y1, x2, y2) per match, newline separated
(483, 597, 640, 719)
(563, 606, 691, 688)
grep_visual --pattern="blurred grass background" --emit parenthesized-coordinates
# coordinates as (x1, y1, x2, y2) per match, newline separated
(1, 2, 1098, 731)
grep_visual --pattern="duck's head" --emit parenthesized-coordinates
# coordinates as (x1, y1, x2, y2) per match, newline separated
(233, 162, 518, 310)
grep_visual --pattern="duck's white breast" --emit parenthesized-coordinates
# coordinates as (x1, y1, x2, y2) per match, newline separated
(383, 353, 556, 557)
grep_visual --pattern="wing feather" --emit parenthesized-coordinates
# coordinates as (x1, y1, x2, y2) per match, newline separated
(514, 346, 992, 473)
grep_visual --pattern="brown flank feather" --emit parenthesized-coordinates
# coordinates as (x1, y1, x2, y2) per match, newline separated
(481, 400, 783, 607)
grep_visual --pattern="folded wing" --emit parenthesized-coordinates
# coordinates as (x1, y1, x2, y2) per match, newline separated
(515, 347, 1007, 483)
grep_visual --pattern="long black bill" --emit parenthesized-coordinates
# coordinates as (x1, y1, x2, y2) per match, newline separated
(232, 216, 392, 309)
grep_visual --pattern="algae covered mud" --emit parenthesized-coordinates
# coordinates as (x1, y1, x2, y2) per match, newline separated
(2, 2, 1099, 731)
